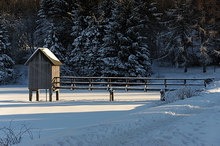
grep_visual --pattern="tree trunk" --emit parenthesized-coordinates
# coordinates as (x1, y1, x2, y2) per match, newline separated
(203, 65, 206, 73)
(184, 65, 187, 73)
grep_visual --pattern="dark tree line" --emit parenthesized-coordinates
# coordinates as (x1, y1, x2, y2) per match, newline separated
(158, 0, 220, 72)
(0, 0, 220, 83)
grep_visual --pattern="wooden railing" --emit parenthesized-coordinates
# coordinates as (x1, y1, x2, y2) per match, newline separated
(52, 76, 209, 101)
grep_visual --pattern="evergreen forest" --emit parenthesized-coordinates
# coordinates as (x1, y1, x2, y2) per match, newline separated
(0, 0, 220, 84)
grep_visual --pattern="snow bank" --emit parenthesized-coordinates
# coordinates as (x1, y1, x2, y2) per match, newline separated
(17, 85, 220, 146)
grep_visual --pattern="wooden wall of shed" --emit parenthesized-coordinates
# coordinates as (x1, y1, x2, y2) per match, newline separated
(52, 66, 60, 87)
(28, 51, 52, 89)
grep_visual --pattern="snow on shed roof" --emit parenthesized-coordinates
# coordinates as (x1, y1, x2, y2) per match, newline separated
(24, 48, 62, 66)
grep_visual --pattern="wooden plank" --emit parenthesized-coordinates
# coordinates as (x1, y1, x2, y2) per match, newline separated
(55, 77, 205, 84)
(55, 86, 176, 91)
(184, 84, 205, 86)
(57, 86, 108, 90)
(55, 81, 204, 87)
(59, 76, 208, 81)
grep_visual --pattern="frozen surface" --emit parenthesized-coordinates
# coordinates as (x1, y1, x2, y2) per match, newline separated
(0, 65, 220, 146)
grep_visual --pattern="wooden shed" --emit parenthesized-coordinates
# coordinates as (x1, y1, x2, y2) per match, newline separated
(25, 48, 62, 101)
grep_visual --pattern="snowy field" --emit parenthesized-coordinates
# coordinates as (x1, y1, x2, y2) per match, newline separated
(0, 65, 220, 146)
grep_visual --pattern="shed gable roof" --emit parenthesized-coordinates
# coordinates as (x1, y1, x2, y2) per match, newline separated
(24, 48, 62, 66)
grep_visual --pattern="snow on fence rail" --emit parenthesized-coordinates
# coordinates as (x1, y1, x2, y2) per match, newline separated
(51, 76, 210, 101)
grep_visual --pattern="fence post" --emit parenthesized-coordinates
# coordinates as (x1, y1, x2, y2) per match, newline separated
(160, 89, 165, 101)
(144, 79, 148, 92)
(164, 79, 167, 89)
(71, 78, 76, 90)
(89, 78, 93, 91)
(107, 78, 112, 90)
(109, 89, 114, 101)
(125, 78, 129, 91)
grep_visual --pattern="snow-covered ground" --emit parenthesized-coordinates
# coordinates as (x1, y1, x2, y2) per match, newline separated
(0, 65, 220, 146)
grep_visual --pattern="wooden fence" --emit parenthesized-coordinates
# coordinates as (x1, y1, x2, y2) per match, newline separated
(51, 76, 209, 101)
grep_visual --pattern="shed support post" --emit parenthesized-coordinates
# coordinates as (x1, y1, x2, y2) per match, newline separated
(49, 89, 52, 102)
(29, 90, 33, 101)
(56, 90, 59, 101)
(36, 90, 40, 101)
(109, 90, 114, 101)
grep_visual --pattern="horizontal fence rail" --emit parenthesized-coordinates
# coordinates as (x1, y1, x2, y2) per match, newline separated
(52, 76, 210, 101)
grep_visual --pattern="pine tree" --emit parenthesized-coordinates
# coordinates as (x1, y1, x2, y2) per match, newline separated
(100, 0, 152, 77)
(65, 4, 87, 76)
(67, 0, 103, 76)
(187, 0, 217, 71)
(70, 16, 104, 76)
(35, 0, 71, 61)
(160, 0, 197, 71)
(196, 0, 220, 68)
(209, 21, 220, 65)
(100, 0, 114, 18)
(43, 23, 66, 60)
(0, 19, 14, 84)
(159, 0, 220, 71)
(135, 0, 161, 60)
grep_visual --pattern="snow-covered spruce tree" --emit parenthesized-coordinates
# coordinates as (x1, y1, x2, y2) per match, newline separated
(71, 17, 104, 76)
(100, 0, 152, 77)
(43, 23, 66, 60)
(0, 19, 15, 84)
(35, 0, 56, 47)
(65, 4, 87, 76)
(98, 0, 120, 77)
(134, 0, 161, 60)
(67, 0, 103, 76)
(35, 0, 72, 61)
